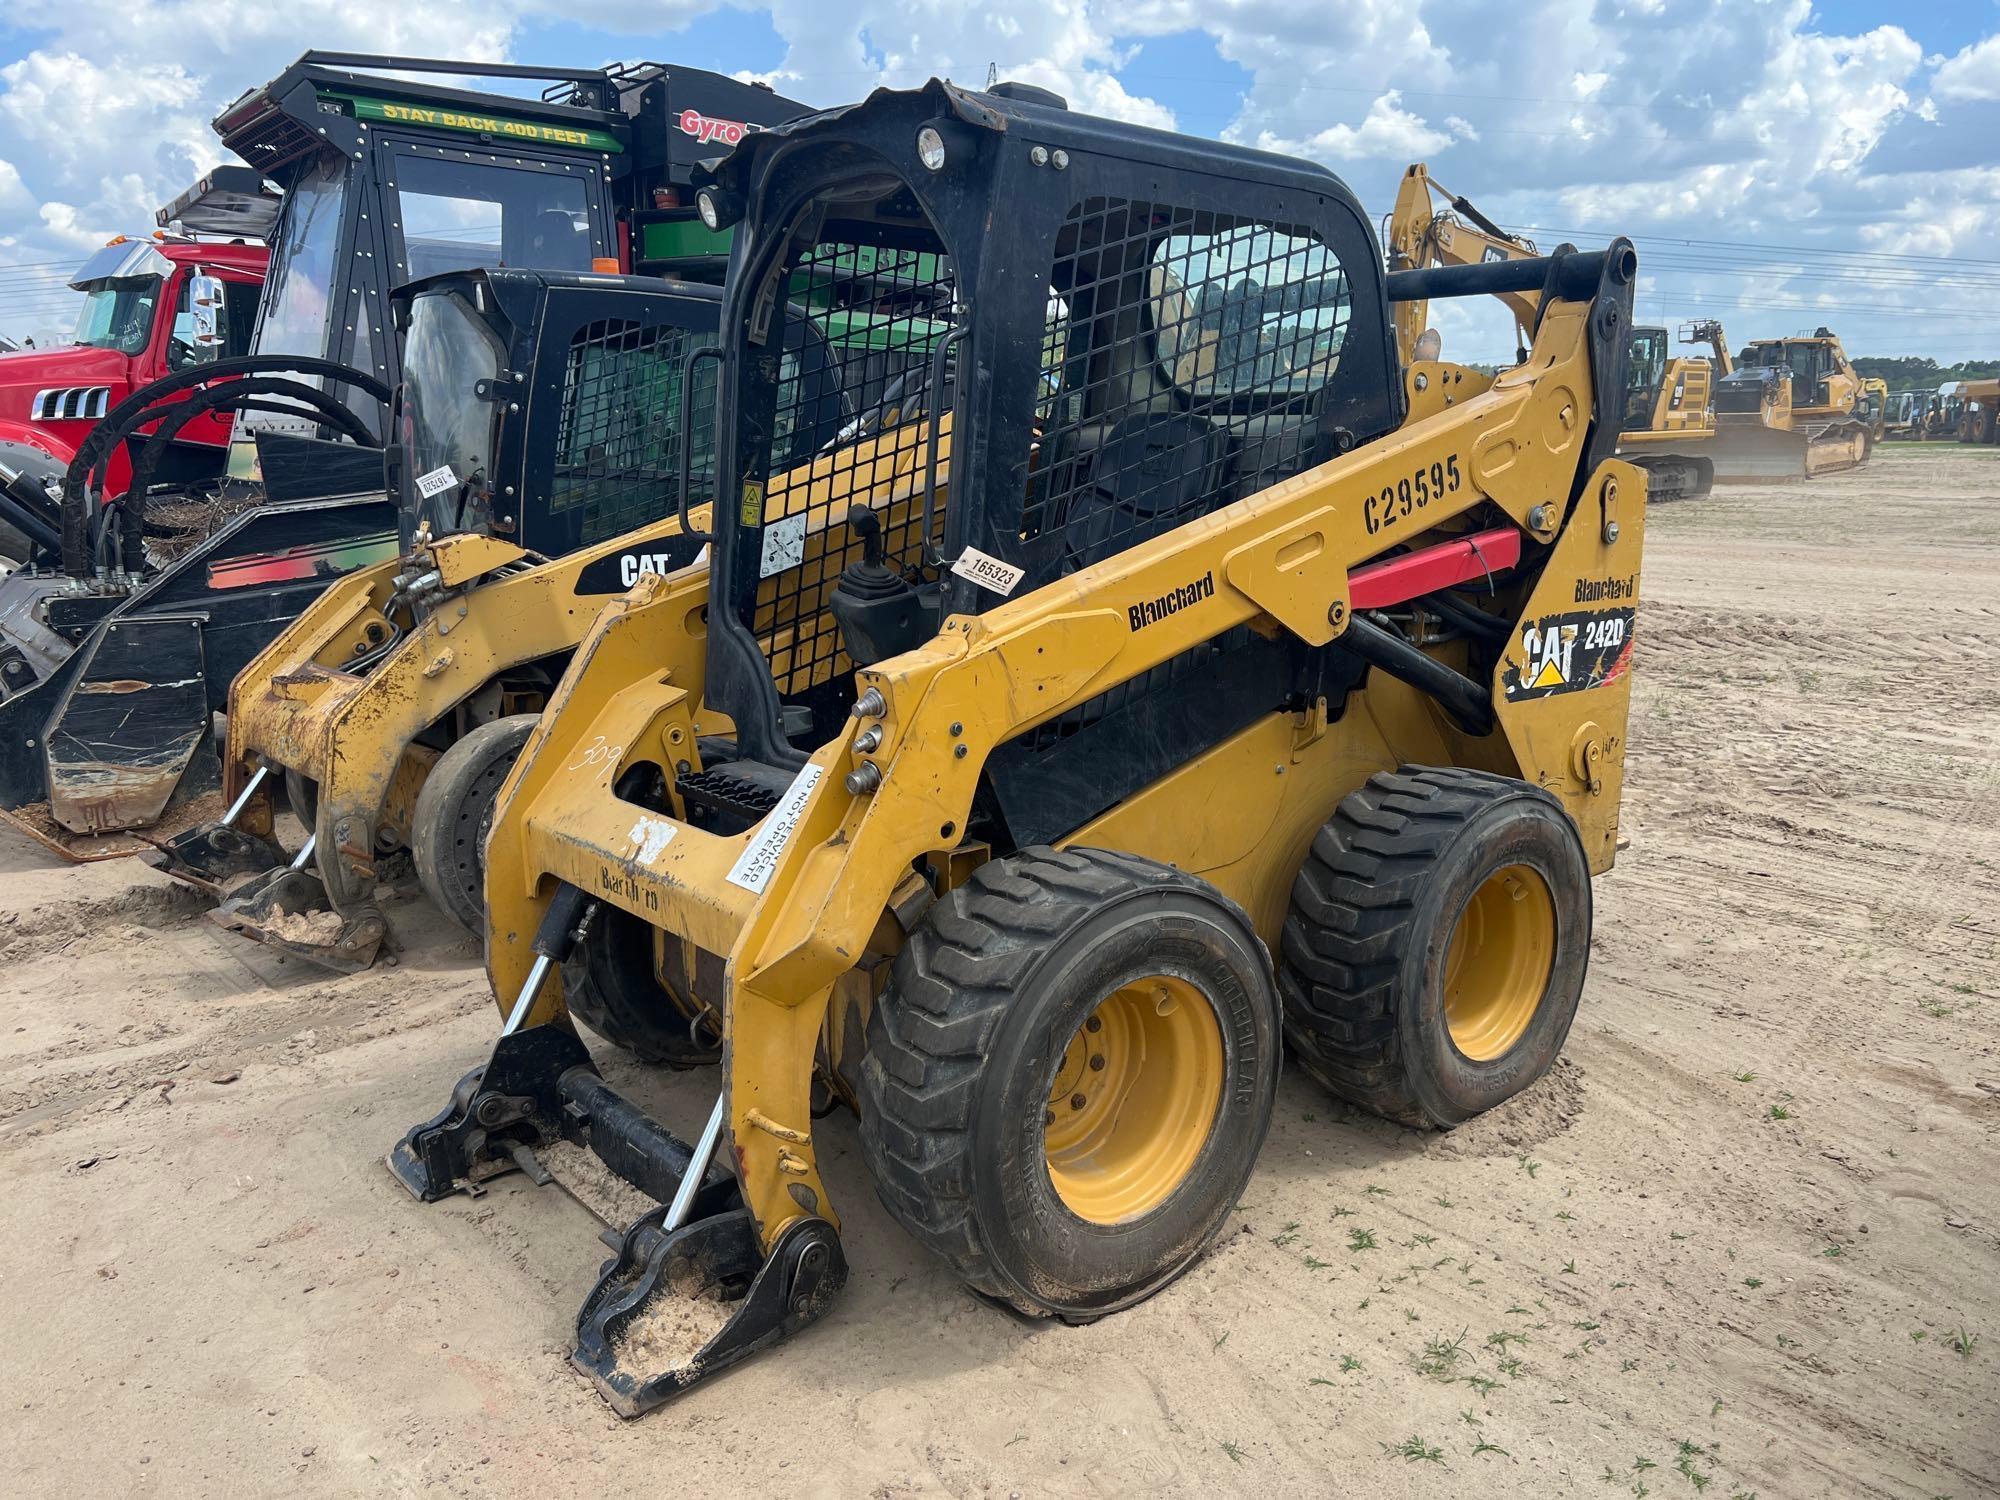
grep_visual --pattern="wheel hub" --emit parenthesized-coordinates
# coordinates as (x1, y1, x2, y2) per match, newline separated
(1044, 975, 1223, 1225)
(1443, 863, 1557, 1061)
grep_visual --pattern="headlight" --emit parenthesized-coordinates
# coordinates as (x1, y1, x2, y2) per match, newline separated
(697, 188, 724, 231)
(916, 125, 948, 172)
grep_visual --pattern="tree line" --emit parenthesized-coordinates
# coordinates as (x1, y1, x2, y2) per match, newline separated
(1850, 355, 2000, 389)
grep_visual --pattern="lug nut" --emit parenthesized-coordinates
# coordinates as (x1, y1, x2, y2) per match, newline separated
(1085, 1016, 1102, 1033)
(1070, 1093, 1087, 1110)
(1088, 1054, 1105, 1071)
(1045, 1109, 1056, 1127)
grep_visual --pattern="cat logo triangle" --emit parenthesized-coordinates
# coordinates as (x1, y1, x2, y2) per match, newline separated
(1529, 655, 1568, 689)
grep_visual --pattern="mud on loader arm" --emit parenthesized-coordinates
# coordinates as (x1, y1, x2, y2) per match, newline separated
(404, 238, 1641, 1412)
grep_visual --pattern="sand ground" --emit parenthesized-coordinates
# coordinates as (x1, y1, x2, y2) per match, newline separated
(0, 446, 1994, 1499)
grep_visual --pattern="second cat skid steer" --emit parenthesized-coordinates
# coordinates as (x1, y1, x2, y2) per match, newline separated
(148, 265, 855, 970)
(392, 80, 1647, 1413)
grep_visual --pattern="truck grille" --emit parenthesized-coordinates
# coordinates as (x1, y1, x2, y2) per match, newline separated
(31, 387, 111, 422)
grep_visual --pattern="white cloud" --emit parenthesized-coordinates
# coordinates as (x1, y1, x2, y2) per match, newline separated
(1255, 90, 1470, 161)
(0, 0, 1994, 361)
(1933, 35, 2000, 102)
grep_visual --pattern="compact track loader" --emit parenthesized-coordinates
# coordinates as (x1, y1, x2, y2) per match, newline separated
(1711, 328, 1873, 480)
(394, 80, 1646, 1412)
(1611, 321, 1720, 503)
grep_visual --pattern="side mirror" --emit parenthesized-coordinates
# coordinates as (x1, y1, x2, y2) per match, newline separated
(189, 272, 226, 351)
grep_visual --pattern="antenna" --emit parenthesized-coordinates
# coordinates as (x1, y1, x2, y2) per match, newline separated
(986, 62, 999, 88)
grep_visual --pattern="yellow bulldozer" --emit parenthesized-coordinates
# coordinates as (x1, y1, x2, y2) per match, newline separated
(1710, 327, 1873, 479)
(1386, 165, 1712, 500)
(392, 81, 1647, 1412)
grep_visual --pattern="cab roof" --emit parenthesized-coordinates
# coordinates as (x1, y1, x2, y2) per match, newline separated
(701, 77, 1359, 213)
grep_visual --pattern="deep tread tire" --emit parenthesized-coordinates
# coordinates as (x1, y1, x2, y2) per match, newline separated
(410, 714, 537, 935)
(562, 907, 719, 1069)
(1279, 766, 1591, 1129)
(859, 846, 1280, 1320)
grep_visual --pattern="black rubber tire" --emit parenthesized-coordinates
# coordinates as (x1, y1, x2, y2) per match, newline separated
(561, 904, 720, 1069)
(410, 714, 538, 935)
(283, 767, 316, 835)
(1280, 766, 1591, 1130)
(859, 846, 1280, 1321)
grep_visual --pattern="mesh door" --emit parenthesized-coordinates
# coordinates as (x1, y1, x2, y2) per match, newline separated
(750, 242, 955, 698)
(1019, 200, 1350, 580)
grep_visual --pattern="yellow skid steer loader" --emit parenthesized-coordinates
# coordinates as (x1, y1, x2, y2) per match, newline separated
(393, 79, 1647, 1413)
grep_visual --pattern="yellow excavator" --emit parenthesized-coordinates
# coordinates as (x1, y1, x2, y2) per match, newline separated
(1388, 165, 1713, 500)
(1710, 328, 1873, 479)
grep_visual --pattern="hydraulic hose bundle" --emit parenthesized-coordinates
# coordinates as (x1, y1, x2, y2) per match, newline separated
(57, 356, 391, 578)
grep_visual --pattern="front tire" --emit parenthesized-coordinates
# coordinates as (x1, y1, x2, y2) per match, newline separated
(860, 847, 1280, 1320)
(1279, 766, 1591, 1129)
(410, 714, 537, 934)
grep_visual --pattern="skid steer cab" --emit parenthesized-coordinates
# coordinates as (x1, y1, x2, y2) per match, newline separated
(393, 79, 1646, 1414)
(148, 265, 847, 969)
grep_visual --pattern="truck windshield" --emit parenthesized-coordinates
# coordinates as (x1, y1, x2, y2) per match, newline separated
(400, 290, 505, 535)
(71, 277, 164, 354)
(256, 151, 350, 358)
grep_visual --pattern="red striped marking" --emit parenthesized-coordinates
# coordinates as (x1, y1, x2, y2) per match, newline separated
(1348, 525, 1522, 610)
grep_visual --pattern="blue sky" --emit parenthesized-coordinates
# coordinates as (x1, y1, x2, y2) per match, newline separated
(2, 0, 1998, 363)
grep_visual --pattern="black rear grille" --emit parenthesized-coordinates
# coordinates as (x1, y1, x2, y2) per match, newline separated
(675, 767, 782, 821)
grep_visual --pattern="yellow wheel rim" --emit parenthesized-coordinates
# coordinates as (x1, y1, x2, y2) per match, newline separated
(1044, 976, 1223, 1225)
(1443, 863, 1557, 1061)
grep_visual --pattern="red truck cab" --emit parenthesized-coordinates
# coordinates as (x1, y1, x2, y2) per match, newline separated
(0, 235, 267, 503)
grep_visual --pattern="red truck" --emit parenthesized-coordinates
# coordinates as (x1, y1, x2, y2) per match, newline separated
(0, 232, 267, 549)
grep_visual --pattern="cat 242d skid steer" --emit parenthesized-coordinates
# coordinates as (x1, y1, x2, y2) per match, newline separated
(392, 80, 1646, 1414)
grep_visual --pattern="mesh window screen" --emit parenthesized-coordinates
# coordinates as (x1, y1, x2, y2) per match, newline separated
(1022, 201, 1349, 579)
(549, 319, 712, 546)
(751, 242, 955, 698)
(1004, 201, 1349, 749)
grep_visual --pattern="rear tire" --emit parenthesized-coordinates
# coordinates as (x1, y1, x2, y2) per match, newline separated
(410, 714, 537, 935)
(1279, 766, 1591, 1129)
(562, 906, 720, 1069)
(860, 846, 1280, 1320)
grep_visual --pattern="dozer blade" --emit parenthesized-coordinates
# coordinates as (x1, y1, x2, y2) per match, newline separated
(1711, 420, 1871, 483)
(209, 865, 386, 972)
(391, 1022, 848, 1413)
